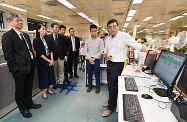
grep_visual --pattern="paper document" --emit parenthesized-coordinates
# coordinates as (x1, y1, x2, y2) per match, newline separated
(134, 77, 157, 86)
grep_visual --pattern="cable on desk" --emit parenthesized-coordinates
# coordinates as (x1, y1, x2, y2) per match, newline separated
(153, 98, 172, 109)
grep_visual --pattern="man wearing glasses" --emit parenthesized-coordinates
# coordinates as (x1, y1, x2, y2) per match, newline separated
(2, 13, 41, 118)
(102, 19, 161, 117)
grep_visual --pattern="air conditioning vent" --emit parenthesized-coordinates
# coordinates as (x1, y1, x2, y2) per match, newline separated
(69, 15, 79, 18)
(44, 0, 62, 6)
(166, 10, 185, 15)
(113, 12, 125, 16)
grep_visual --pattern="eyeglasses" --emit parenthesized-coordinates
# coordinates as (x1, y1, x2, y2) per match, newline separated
(108, 25, 118, 30)
(14, 19, 23, 23)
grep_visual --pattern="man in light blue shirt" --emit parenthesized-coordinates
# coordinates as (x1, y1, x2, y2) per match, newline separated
(85, 24, 104, 93)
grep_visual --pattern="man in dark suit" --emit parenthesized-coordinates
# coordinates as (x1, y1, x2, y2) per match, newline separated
(2, 13, 41, 118)
(48, 23, 68, 89)
(68, 28, 80, 78)
(59, 25, 71, 83)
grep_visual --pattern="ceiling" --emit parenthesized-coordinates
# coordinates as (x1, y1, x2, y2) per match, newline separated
(0, 0, 187, 35)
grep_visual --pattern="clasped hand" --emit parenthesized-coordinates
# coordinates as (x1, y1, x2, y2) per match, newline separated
(89, 57, 95, 65)
(49, 60, 54, 66)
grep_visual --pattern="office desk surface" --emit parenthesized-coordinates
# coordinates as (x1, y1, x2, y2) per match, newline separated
(121, 65, 151, 78)
(118, 76, 178, 122)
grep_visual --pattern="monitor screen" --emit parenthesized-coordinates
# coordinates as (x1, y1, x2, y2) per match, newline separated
(152, 50, 186, 89)
(177, 61, 187, 96)
(144, 51, 157, 70)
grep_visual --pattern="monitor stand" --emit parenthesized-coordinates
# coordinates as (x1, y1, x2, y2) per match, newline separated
(152, 88, 176, 98)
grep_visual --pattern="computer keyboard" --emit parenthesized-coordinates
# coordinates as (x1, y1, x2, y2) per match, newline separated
(124, 77, 139, 92)
(123, 94, 144, 122)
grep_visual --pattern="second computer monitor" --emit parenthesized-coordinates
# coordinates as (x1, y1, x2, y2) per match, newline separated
(144, 50, 157, 70)
(152, 50, 186, 97)
(177, 60, 187, 96)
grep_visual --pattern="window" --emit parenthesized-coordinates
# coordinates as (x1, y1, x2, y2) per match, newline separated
(27, 18, 47, 31)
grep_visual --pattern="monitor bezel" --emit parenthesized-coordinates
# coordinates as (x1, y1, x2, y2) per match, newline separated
(177, 61, 187, 96)
(144, 50, 157, 70)
(152, 50, 187, 89)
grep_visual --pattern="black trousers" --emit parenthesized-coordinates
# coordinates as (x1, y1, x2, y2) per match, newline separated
(64, 61, 69, 80)
(107, 60, 124, 111)
(69, 51, 78, 75)
(11, 62, 35, 112)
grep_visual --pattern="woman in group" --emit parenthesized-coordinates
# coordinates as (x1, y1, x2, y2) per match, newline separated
(33, 24, 56, 99)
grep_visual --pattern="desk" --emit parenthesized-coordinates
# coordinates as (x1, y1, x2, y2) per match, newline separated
(121, 65, 151, 77)
(118, 76, 178, 122)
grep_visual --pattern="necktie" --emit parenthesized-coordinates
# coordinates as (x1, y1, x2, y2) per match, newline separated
(72, 37, 76, 51)
(20, 33, 33, 59)
(20, 33, 27, 47)
(55, 34, 58, 45)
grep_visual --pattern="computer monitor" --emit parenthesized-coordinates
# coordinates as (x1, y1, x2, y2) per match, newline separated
(175, 61, 187, 121)
(152, 50, 186, 98)
(144, 50, 157, 70)
(177, 61, 187, 96)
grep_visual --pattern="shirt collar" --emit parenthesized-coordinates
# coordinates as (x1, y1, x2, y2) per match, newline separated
(111, 31, 119, 38)
(13, 28, 21, 36)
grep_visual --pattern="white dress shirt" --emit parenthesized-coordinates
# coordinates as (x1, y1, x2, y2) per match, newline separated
(104, 31, 143, 62)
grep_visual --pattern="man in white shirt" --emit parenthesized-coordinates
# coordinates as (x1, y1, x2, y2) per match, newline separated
(102, 19, 160, 117)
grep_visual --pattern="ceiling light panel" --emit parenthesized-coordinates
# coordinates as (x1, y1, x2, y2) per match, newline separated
(126, 17, 132, 21)
(77, 13, 88, 18)
(127, 10, 137, 16)
(0, 3, 27, 12)
(57, 0, 75, 9)
(133, 0, 143, 4)
(143, 16, 152, 21)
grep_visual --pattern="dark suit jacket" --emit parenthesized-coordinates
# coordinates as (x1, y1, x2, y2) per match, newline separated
(33, 37, 52, 65)
(67, 36, 80, 57)
(2, 28, 35, 74)
(47, 33, 67, 61)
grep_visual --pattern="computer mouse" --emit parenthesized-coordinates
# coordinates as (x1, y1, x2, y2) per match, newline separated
(141, 94, 153, 99)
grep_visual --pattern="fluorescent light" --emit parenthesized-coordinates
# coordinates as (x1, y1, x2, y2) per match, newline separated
(95, 24, 101, 27)
(57, 0, 75, 9)
(127, 10, 137, 16)
(126, 17, 133, 21)
(143, 16, 152, 21)
(77, 12, 88, 18)
(87, 18, 93, 22)
(153, 23, 165, 27)
(182, 13, 187, 15)
(0, 3, 27, 12)
(54, 19, 63, 23)
(124, 23, 129, 27)
(185, 26, 187, 27)
(133, 0, 143, 4)
(137, 25, 141, 27)
(170, 16, 184, 20)
(37, 15, 52, 20)
(144, 29, 148, 31)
